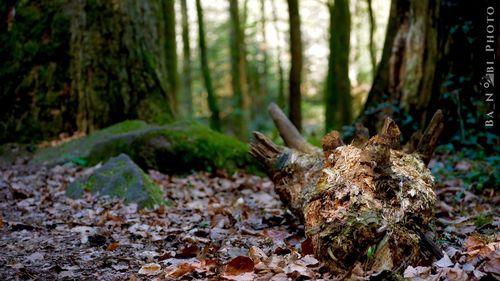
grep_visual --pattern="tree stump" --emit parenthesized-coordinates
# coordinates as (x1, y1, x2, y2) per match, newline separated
(250, 103, 444, 276)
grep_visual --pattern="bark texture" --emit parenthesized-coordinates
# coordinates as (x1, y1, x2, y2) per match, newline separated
(360, 0, 489, 143)
(0, 0, 176, 142)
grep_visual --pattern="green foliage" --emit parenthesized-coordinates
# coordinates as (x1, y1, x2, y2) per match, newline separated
(474, 214, 493, 229)
(432, 144, 500, 192)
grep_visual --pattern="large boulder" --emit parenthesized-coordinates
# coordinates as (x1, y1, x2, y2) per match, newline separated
(31, 120, 261, 174)
(66, 154, 164, 208)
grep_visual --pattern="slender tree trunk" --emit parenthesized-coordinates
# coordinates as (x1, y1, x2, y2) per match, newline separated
(271, 0, 286, 110)
(325, 0, 351, 132)
(286, 0, 303, 132)
(367, 0, 377, 77)
(163, 0, 179, 117)
(180, 0, 193, 116)
(260, 0, 269, 107)
(196, 0, 221, 131)
(229, 0, 249, 139)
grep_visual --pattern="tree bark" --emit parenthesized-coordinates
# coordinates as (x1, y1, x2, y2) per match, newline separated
(367, 0, 377, 77)
(229, 0, 250, 139)
(359, 0, 489, 145)
(271, 0, 286, 110)
(70, 0, 178, 133)
(163, 0, 180, 117)
(287, 0, 303, 132)
(325, 0, 351, 132)
(196, 0, 221, 131)
(180, 0, 193, 116)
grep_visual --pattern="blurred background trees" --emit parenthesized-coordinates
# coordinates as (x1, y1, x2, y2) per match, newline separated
(0, 0, 497, 150)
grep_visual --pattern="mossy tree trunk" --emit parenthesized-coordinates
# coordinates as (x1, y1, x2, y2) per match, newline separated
(286, 0, 303, 132)
(325, 0, 351, 132)
(0, 0, 177, 142)
(196, 0, 221, 131)
(70, 0, 177, 133)
(229, 0, 250, 139)
(180, 0, 193, 116)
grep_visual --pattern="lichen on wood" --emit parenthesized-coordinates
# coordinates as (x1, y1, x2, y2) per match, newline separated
(250, 104, 444, 276)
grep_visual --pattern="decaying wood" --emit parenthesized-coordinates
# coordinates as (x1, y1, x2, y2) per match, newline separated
(268, 103, 320, 154)
(417, 110, 444, 165)
(250, 104, 444, 277)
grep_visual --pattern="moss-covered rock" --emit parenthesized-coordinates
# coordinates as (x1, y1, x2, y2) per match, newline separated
(31, 120, 149, 167)
(66, 154, 164, 208)
(32, 120, 261, 174)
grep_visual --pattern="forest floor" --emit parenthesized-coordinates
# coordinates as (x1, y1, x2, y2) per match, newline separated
(0, 153, 499, 280)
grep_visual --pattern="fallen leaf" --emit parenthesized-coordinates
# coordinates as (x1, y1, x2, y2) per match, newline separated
(106, 242, 119, 251)
(248, 246, 268, 262)
(301, 238, 314, 255)
(138, 263, 161, 275)
(167, 263, 197, 278)
(225, 256, 255, 275)
(434, 253, 453, 268)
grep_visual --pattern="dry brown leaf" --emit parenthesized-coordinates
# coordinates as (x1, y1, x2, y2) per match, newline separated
(248, 246, 268, 262)
(224, 256, 255, 276)
(106, 242, 119, 251)
(138, 263, 161, 275)
(167, 263, 197, 278)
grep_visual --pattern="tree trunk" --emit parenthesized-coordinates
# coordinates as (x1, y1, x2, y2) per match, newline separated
(271, 0, 286, 110)
(0, 0, 177, 143)
(229, 0, 250, 139)
(196, 0, 221, 131)
(367, 0, 377, 77)
(259, 0, 269, 110)
(359, 0, 490, 145)
(72, 0, 178, 132)
(287, 0, 303, 132)
(325, 0, 351, 132)
(163, 0, 179, 117)
(180, 0, 193, 116)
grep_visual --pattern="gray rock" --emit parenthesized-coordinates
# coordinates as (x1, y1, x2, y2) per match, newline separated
(66, 154, 164, 208)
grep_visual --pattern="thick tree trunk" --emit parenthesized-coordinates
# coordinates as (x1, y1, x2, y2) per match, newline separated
(229, 0, 250, 139)
(196, 0, 221, 131)
(325, 0, 352, 132)
(359, 0, 490, 144)
(180, 0, 193, 116)
(72, 0, 177, 133)
(287, 0, 303, 132)
(0, 0, 176, 142)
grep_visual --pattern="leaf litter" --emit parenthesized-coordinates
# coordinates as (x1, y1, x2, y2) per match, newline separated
(0, 152, 498, 280)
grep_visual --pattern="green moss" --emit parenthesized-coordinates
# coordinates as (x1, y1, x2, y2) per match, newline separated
(32, 120, 262, 174)
(31, 120, 150, 166)
(66, 154, 164, 208)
